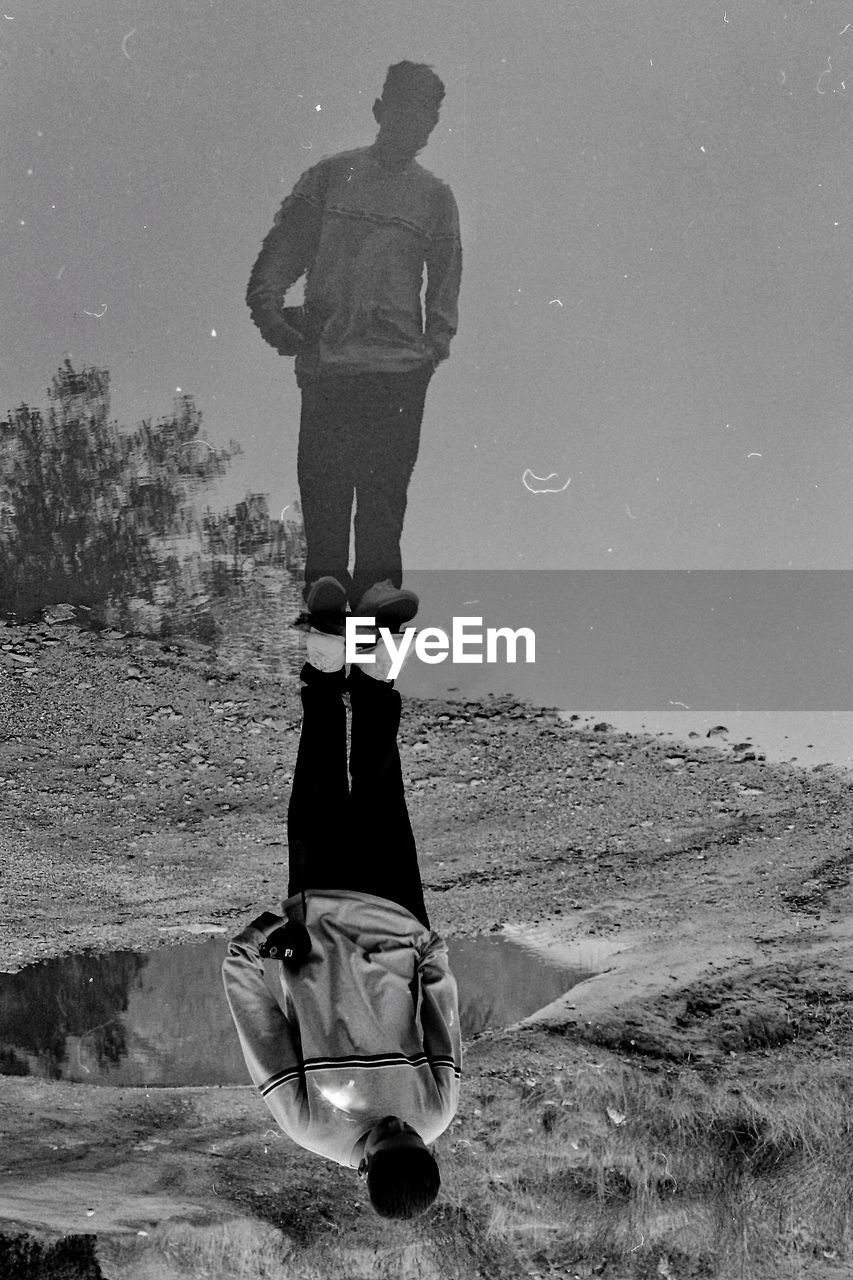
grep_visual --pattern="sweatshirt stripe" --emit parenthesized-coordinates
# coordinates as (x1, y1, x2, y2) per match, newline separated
(303, 1055, 461, 1076)
(260, 1051, 461, 1097)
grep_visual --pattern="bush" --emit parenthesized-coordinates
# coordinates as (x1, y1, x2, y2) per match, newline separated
(0, 361, 238, 620)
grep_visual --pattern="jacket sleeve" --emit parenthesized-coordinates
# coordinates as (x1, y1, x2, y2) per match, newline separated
(221, 925, 308, 1139)
(424, 184, 462, 366)
(246, 161, 328, 351)
(417, 931, 463, 1130)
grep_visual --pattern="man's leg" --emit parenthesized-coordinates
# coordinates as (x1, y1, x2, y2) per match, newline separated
(345, 663, 430, 929)
(350, 369, 430, 610)
(296, 375, 357, 605)
(286, 663, 350, 896)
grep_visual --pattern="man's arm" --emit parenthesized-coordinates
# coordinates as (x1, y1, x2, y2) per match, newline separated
(221, 916, 308, 1137)
(416, 931, 463, 1128)
(424, 184, 462, 367)
(246, 161, 328, 354)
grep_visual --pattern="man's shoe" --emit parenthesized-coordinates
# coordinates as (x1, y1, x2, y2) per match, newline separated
(305, 576, 348, 635)
(354, 580, 419, 631)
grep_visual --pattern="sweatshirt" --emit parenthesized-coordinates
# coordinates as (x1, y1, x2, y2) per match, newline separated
(246, 145, 462, 377)
(221, 889, 462, 1168)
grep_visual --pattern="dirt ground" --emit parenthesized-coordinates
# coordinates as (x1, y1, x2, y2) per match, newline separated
(1, 613, 852, 1278)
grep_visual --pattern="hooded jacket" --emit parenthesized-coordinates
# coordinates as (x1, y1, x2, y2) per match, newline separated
(246, 145, 462, 377)
(222, 889, 462, 1167)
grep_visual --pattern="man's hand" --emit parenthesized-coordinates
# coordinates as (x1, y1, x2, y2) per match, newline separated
(268, 319, 306, 357)
(247, 910, 286, 936)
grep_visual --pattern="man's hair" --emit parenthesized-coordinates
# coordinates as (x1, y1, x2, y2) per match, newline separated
(381, 61, 445, 107)
(366, 1144, 441, 1219)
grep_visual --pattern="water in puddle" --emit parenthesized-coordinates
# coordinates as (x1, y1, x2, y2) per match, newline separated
(0, 934, 591, 1087)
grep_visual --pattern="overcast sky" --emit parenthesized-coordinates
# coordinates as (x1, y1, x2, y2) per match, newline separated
(3, 0, 852, 569)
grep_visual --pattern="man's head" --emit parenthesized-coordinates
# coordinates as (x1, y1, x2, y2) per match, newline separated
(372, 61, 445, 161)
(358, 1116, 440, 1219)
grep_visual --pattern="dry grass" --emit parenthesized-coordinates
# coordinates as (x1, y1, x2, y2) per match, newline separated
(145, 1225, 450, 1280)
(150, 1218, 293, 1279)
(122, 1050, 853, 1279)
(437, 1048, 853, 1279)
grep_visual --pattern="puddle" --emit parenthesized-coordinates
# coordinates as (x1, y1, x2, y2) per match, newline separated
(0, 933, 592, 1087)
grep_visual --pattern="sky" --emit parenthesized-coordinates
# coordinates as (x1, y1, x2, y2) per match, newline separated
(3, 0, 853, 570)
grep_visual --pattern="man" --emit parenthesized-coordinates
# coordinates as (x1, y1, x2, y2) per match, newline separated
(246, 60, 462, 627)
(222, 626, 462, 1219)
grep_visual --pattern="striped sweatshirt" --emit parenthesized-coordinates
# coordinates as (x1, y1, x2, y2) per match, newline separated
(221, 890, 462, 1168)
(246, 145, 462, 376)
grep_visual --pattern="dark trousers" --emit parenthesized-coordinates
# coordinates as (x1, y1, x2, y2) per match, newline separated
(286, 663, 430, 930)
(296, 368, 431, 610)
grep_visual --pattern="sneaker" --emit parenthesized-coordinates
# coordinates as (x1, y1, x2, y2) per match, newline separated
(306, 627, 346, 673)
(305, 576, 348, 635)
(354, 580, 419, 631)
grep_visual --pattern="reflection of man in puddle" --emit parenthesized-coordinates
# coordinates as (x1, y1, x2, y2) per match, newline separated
(245, 60, 461, 618)
(222, 627, 461, 1219)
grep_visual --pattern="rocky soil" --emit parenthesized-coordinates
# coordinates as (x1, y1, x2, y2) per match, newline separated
(1, 611, 852, 1278)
